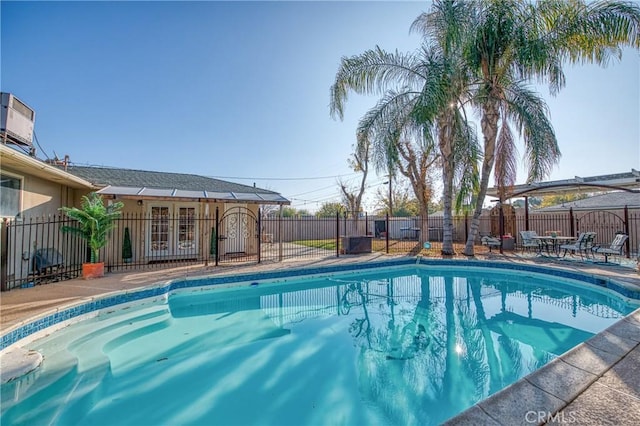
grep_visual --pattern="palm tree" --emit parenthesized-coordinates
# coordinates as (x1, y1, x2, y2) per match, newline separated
(461, 0, 640, 256)
(331, 0, 639, 256)
(330, 26, 478, 253)
(411, 0, 481, 254)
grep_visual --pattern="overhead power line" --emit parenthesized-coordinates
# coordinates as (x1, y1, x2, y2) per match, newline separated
(206, 172, 360, 181)
(33, 131, 51, 160)
(285, 179, 389, 205)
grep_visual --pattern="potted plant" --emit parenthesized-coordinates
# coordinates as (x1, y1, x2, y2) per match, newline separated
(60, 192, 124, 279)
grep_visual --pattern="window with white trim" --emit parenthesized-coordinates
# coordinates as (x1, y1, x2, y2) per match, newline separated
(0, 172, 22, 217)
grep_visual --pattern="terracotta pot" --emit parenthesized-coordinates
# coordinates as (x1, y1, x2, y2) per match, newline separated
(82, 262, 104, 279)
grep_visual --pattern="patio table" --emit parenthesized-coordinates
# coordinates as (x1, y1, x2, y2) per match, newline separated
(531, 235, 575, 257)
(400, 227, 420, 240)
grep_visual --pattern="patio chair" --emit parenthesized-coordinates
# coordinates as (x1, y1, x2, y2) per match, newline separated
(519, 230, 543, 253)
(559, 232, 597, 259)
(481, 236, 501, 252)
(32, 248, 65, 282)
(593, 233, 629, 264)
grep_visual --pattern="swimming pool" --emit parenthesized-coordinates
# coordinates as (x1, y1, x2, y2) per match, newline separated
(1, 259, 639, 425)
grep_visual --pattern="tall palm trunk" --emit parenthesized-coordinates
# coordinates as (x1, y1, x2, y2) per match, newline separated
(463, 96, 499, 256)
(441, 163, 455, 255)
(419, 202, 429, 246)
(439, 117, 456, 255)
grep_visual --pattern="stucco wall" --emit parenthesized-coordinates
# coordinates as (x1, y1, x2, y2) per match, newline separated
(2, 165, 77, 218)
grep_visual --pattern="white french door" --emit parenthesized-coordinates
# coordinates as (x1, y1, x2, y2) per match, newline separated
(147, 204, 199, 258)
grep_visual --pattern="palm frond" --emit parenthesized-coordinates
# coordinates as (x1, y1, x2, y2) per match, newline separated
(504, 82, 560, 182)
(494, 122, 518, 199)
(330, 47, 426, 120)
(412, 0, 475, 56)
(453, 117, 481, 213)
(538, 0, 640, 65)
(356, 89, 418, 174)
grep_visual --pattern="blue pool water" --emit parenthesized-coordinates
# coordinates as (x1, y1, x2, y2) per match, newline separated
(1, 264, 638, 425)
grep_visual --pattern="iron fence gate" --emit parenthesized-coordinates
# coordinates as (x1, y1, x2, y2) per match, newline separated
(215, 206, 260, 265)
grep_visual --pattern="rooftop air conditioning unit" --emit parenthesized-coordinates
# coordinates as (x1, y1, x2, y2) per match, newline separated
(1, 92, 36, 147)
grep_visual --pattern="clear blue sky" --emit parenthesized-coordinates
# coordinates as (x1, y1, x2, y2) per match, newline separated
(2, 1, 638, 212)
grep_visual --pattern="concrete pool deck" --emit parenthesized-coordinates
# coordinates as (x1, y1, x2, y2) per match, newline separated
(1, 252, 639, 425)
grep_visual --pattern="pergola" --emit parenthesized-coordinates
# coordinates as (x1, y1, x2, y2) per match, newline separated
(485, 169, 640, 253)
(487, 169, 640, 199)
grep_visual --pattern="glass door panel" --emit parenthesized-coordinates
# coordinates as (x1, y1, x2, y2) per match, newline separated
(150, 206, 170, 257)
(177, 207, 196, 252)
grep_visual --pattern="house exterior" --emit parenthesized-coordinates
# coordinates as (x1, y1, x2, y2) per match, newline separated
(63, 165, 289, 263)
(1, 144, 94, 218)
(1, 144, 289, 289)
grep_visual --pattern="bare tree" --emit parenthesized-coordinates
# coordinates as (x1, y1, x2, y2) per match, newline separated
(339, 135, 370, 217)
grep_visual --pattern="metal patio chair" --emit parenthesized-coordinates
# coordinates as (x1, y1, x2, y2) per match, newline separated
(593, 233, 629, 264)
(560, 232, 597, 259)
(519, 230, 543, 253)
(481, 235, 501, 252)
(32, 248, 65, 283)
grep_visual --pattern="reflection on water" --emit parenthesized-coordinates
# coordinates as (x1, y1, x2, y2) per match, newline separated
(2, 267, 636, 425)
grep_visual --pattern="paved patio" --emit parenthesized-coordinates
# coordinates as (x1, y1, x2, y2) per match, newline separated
(1, 252, 639, 425)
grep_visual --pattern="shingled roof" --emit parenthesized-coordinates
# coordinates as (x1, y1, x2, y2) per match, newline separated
(65, 166, 289, 204)
(537, 191, 640, 212)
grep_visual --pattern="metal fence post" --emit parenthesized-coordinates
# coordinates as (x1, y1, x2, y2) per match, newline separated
(569, 207, 575, 237)
(278, 205, 283, 262)
(257, 208, 261, 264)
(385, 213, 389, 254)
(336, 211, 340, 257)
(204, 210, 209, 267)
(624, 205, 630, 258)
(1, 218, 9, 291)
(365, 212, 369, 235)
(524, 196, 530, 231)
(499, 202, 505, 254)
(215, 206, 219, 267)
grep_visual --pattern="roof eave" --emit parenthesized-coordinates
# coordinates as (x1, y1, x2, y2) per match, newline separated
(96, 185, 290, 205)
(0, 145, 95, 189)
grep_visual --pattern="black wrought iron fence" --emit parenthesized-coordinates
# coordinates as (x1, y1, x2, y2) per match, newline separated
(261, 215, 340, 261)
(513, 208, 636, 257)
(1, 216, 86, 290)
(2, 208, 638, 291)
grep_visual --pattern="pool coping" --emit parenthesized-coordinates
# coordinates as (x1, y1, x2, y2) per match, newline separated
(443, 308, 640, 425)
(2, 256, 640, 424)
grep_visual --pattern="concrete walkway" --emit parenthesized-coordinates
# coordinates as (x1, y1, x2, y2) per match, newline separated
(1, 252, 639, 425)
